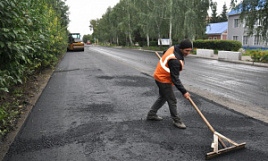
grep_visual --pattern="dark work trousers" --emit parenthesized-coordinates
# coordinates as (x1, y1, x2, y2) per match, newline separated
(148, 80, 181, 122)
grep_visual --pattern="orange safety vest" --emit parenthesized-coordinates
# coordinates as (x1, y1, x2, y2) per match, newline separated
(154, 46, 184, 85)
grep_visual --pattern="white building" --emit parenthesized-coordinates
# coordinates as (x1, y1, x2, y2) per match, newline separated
(227, 8, 268, 49)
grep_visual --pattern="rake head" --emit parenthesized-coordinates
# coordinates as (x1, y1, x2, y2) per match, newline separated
(206, 142, 246, 159)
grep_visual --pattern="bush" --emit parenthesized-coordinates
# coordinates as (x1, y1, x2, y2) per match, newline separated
(0, 103, 20, 138)
(150, 41, 158, 46)
(0, 0, 69, 139)
(173, 41, 179, 45)
(249, 50, 268, 63)
(193, 40, 242, 51)
(138, 41, 146, 47)
(142, 46, 169, 51)
(0, 0, 68, 93)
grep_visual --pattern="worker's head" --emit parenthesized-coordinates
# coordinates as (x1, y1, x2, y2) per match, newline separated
(179, 39, 193, 56)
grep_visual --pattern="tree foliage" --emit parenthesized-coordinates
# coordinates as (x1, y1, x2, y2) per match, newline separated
(231, 0, 268, 41)
(0, 0, 69, 93)
(210, 1, 228, 23)
(219, 3, 228, 22)
(90, 0, 210, 46)
(210, 1, 219, 23)
(83, 34, 94, 43)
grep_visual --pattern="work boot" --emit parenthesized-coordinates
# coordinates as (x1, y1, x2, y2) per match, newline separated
(146, 115, 163, 121)
(173, 121, 186, 129)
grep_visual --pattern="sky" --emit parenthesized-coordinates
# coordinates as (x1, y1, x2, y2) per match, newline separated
(65, 0, 233, 37)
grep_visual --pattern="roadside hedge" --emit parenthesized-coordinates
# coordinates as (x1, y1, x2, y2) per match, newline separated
(0, 0, 69, 138)
(0, 0, 69, 93)
(193, 40, 242, 51)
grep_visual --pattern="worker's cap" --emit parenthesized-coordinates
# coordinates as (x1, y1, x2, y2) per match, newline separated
(179, 39, 193, 49)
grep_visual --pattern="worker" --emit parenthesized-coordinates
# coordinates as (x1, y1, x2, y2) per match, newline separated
(146, 39, 192, 129)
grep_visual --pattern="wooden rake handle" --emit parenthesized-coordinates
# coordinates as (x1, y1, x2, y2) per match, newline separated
(154, 52, 161, 59)
(188, 97, 216, 133)
(189, 97, 226, 148)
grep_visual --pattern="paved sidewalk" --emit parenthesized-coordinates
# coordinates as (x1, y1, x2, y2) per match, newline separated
(188, 54, 268, 68)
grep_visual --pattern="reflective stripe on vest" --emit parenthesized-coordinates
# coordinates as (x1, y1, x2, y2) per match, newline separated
(160, 54, 184, 73)
(160, 54, 175, 73)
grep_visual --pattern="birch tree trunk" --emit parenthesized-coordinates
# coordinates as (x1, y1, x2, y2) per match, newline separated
(147, 33, 150, 47)
(127, 0, 133, 46)
(169, 0, 173, 46)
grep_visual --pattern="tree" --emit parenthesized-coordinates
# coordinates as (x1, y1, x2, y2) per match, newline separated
(210, 1, 218, 23)
(135, 0, 154, 46)
(193, 0, 210, 39)
(150, 0, 169, 43)
(91, 0, 210, 46)
(115, 0, 137, 46)
(82, 34, 93, 43)
(173, 0, 210, 41)
(219, 3, 228, 22)
(169, 0, 174, 46)
(209, 1, 228, 23)
(90, 19, 98, 40)
(231, 0, 268, 41)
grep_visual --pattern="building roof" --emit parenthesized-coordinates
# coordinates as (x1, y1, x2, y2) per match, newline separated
(227, 0, 265, 16)
(227, 8, 241, 15)
(205, 22, 228, 35)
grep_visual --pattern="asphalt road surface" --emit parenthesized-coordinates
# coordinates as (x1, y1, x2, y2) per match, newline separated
(3, 45, 268, 161)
